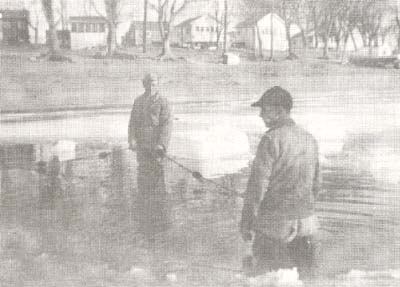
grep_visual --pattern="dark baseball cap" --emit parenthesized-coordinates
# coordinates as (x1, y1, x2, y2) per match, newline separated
(251, 86, 293, 111)
(142, 73, 158, 83)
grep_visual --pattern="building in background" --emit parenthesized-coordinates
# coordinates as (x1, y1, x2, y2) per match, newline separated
(123, 20, 163, 46)
(0, 9, 30, 45)
(234, 13, 301, 52)
(69, 16, 107, 50)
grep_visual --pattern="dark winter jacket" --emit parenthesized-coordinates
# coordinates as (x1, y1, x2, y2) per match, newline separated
(241, 118, 320, 233)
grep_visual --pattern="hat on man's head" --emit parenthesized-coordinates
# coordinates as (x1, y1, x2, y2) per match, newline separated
(251, 86, 293, 111)
(142, 73, 159, 83)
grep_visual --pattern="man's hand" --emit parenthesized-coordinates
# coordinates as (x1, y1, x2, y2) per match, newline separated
(240, 225, 254, 242)
(154, 145, 166, 157)
(241, 230, 253, 242)
(284, 220, 298, 243)
(129, 142, 136, 151)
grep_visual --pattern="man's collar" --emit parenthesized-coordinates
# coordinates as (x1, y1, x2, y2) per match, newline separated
(268, 117, 295, 131)
(145, 91, 160, 101)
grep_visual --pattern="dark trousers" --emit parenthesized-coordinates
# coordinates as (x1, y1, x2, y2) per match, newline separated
(251, 232, 321, 278)
(134, 150, 171, 239)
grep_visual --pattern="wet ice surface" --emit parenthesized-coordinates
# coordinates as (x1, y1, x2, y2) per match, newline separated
(1, 104, 400, 286)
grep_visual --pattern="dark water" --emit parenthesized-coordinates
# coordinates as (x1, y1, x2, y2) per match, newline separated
(1, 141, 400, 287)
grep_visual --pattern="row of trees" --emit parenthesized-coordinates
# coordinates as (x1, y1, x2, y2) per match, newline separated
(243, 0, 400, 59)
(39, 0, 212, 59)
(38, 0, 400, 60)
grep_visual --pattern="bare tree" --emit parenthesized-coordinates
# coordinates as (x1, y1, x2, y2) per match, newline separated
(209, 0, 235, 50)
(26, 0, 42, 44)
(89, 0, 126, 56)
(290, 0, 308, 49)
(223, 0, 228, 53)
(395, 4, 400, 50)
(149, 0, 208, 60)
(56, 0, 69, 30)
(143, 0, 148, 53)
(315, 0, 348, 59)
(306, 0, 321, 48)
(211, 0, 224, 48)
(42, 0, 60, 55)
(279, 0, 306, 59)
(355, 0, 388, 48)
(241, 0, 272, 58)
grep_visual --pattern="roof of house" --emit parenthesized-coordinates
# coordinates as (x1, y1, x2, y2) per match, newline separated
(131, 21, 162, 31)
(69, 16, 107, 23)
(236, 13, 284, 29)
(174, 16, 203, 27)
(0, 9, 29, 20)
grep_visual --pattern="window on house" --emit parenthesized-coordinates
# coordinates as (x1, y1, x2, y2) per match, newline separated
(93, 23, 98, 32)
(85, 23, 91, 32)
(200, 27, 204, 32)
(196, 26, 199, 31)
(78, 23, 84, 33)
(71, 23, 77, 32)
(89, 23, 96, 32)
(99, 23, 105, 33)
(206, 27, 209, 32)
(210, 27, 214, 32)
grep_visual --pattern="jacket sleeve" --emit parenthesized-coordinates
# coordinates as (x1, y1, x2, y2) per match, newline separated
(240, 134, 278, 232)
(312, 141, 321, 198)
(128, 99, 140, 145)
(158, 98, 173, 151)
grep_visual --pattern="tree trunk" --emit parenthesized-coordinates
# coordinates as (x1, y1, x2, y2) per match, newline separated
(43, 0, 60, 55)
(35, 27, 39, 44)
(285, 22, 295, 59)
(396, 16, 400, 51)
(300, 28, 307, 49)
(107, 22, 117, 56)
(143, 0, 148, 53)
(340, 32, 349, 63)
(48, 15, 60, 55)
(398, 31, 400, 52)
(323, 36, 329, 58)
(161, 36, 173, 59)
(216, 28, 222, 49)
(350, 30, 358, 51)
(255, 24, 263, 58)
(223, 0, 228, 54)
(312, 8, 319, 48)
(322, 17, 334, 59)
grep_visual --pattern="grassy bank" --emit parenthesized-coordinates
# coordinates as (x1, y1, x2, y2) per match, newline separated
(2, 45, 400, 114)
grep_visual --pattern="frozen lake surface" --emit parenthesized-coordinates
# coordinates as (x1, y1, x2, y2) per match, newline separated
(2, 106, 400, 286)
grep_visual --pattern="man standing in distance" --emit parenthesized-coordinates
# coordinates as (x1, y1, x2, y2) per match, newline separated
(240, 86, 321, 278)
(128, 73, 173, 240)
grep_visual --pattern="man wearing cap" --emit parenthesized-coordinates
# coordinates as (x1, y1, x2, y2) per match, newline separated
(240, 86, 321, 278)
(128, 73, 173, 240)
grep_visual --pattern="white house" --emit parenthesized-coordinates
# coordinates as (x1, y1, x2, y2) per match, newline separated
(124, 20, 164, 46)
(234, 13, 301, 52)
(69, 16, 108, 50)
(173, 15, 218, 47)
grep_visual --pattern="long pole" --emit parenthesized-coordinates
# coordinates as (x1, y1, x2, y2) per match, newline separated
(269, 0, 274, 61)
(143, 0, 148, 53)
(223, 0, 228, 54)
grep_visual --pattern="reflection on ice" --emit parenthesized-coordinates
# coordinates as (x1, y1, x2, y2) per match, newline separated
(2, 110, 400, 182)
(169, 125, 251, 178)
(342, 129, 400, 184)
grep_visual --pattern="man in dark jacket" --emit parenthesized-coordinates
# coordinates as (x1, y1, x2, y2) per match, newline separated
(128, 73, 173, 240)
(240, 86, 321, 278)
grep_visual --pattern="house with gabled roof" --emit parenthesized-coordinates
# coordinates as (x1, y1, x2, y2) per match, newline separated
(172, 14, 235, 48)
(0, 9, 30, 45)
(234, 13, 301, 52)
